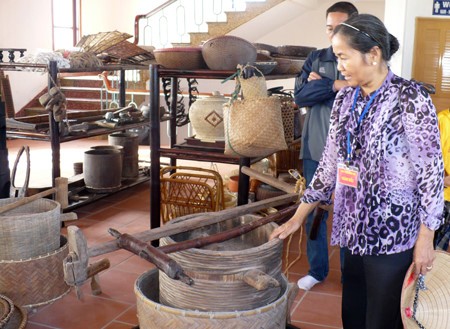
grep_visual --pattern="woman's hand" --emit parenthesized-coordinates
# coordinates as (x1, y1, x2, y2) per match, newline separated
(269, 217, 302, 240)
(413, 223, 436, 275)
(269, 201, 319, 240)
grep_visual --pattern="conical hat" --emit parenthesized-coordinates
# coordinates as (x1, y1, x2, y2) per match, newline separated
(401, 250, 450, 328)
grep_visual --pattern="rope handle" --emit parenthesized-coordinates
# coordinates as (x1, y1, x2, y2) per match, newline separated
(411, 274, 427, 329)
(221, 64, 266, 103)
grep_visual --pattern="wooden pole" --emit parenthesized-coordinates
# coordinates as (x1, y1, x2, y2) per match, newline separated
(109, 229, 193, 286)
(159, 203, 298, 254)
(88, 193, 299, 257)
(240, 166, 295, 194)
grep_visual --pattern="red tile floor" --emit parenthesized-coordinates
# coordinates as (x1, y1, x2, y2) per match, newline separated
(5, 138, 343, 329)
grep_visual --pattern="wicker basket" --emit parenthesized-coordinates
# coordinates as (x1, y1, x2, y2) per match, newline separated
(135, 268, 290, 329)
(0, 198, 61, 260)
(268, 139, 302, 177)
(279, 95, 296, 143)
(0, 295, 27, 329)
(0, 236, 70, 309)
(159, 214, 282, 312)
(160, 166, 225, 223)
(76, 31, 132, 53)
(153, 47, 206, 70)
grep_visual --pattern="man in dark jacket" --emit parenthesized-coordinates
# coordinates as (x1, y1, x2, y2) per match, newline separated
(294, 1, 358, 290)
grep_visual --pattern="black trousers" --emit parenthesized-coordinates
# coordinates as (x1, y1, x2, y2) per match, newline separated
(341, 247, 413, 329)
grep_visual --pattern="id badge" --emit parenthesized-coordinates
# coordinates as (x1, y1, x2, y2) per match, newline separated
(337, 163, 359, 188)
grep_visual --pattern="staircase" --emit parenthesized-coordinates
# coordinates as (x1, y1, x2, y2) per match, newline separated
(20, 73, 148, 117)
(136, 0, 284, 48)
(19, 0, 283, 116)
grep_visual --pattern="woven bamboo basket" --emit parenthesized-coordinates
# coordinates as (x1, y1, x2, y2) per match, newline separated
(0, 295, 27, 329)
(268, 139, 302, 177)
(0, 198, 61, 260)
(159, 214, 283, 312)
(135, 268, 290, 329)
(0, 236, 70, 309)
(160, 166, 225, 223)
(279, 95, 296, 143)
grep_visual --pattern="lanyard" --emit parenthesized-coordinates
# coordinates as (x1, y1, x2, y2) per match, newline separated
(345, 86, 380, 164)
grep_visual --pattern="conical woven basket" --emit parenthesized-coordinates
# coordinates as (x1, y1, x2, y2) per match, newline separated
(401, 250, 450, 329)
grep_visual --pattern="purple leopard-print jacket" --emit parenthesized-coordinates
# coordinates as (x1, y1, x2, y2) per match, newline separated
(302, 70, 444, 256)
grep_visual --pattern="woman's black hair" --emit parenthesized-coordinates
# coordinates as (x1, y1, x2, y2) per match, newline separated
(333, 13, 400, 61)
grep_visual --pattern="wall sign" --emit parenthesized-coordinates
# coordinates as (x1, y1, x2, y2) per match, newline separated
(433, 0, 450, 15)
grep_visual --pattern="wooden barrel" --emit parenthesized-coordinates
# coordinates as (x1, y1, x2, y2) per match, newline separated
(83, 149, 122, 193)
(135, 268, 290, 329)
(108, 132, 139, 178)
(159, 214, 283, 312)
(0, 236, 70, 309)
(0, 198, 61, 260)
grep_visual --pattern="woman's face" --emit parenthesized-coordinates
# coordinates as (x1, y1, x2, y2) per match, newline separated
(332, 33, 374, 88)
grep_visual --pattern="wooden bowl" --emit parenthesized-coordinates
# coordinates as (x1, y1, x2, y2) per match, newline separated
(286, 57, 306, 75)
(254, 61, 278, 75)
(202, 36, 257, 71)
(153, 47, 207, 70)
(275, 45, 316, 58)
(271, 57, 291, 75)
(253, 43, 278, 55)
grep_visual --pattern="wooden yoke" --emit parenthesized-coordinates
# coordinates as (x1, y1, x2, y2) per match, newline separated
(63, 226, 110, 299)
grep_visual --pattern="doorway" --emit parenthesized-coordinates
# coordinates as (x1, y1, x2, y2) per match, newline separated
(412, 17, 450, 112)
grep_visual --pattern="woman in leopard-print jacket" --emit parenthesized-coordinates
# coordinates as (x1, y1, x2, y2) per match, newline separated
(270, 13, 444, 329)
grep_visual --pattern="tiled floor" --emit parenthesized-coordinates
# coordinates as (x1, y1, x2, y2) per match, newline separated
(4, 138, 343, 329)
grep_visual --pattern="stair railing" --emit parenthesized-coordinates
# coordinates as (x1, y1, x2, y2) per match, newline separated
(133, 0, 264, 48)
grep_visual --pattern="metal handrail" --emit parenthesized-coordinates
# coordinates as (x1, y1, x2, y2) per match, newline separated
(133, 0, 265, 48)
(133, 0, 177, 45)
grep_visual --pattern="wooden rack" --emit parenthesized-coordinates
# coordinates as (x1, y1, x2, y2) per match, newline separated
(148, 64, 295, 233)
(0, 61, 149, 210)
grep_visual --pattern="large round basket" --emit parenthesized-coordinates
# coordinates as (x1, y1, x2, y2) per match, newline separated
(159, 214, 283, 312)
(0, 295, 27, 329)
(0, 198, 61, 260)
(202, 35, 257, 71)
(135, 268, 290, 329)
(0, 236, 70, 309)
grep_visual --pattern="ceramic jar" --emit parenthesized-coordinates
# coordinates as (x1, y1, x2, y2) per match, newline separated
(189, 91, 228, 142)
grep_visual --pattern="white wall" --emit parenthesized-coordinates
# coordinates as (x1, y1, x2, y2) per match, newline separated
(1, 0, 445, 112)
(385, 0, 450, 79)
(0, 0, 53, 111)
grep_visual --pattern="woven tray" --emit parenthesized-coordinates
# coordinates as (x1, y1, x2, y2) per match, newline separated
(0, 236, 70, 309)
(76, 31, 132, 53)
(104, 40, 150, 59)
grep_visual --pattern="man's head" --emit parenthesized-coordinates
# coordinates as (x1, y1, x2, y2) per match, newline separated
(325, 2, 358, 41)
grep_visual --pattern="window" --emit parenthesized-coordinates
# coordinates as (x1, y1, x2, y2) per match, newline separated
(52, 0, 81, 50)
